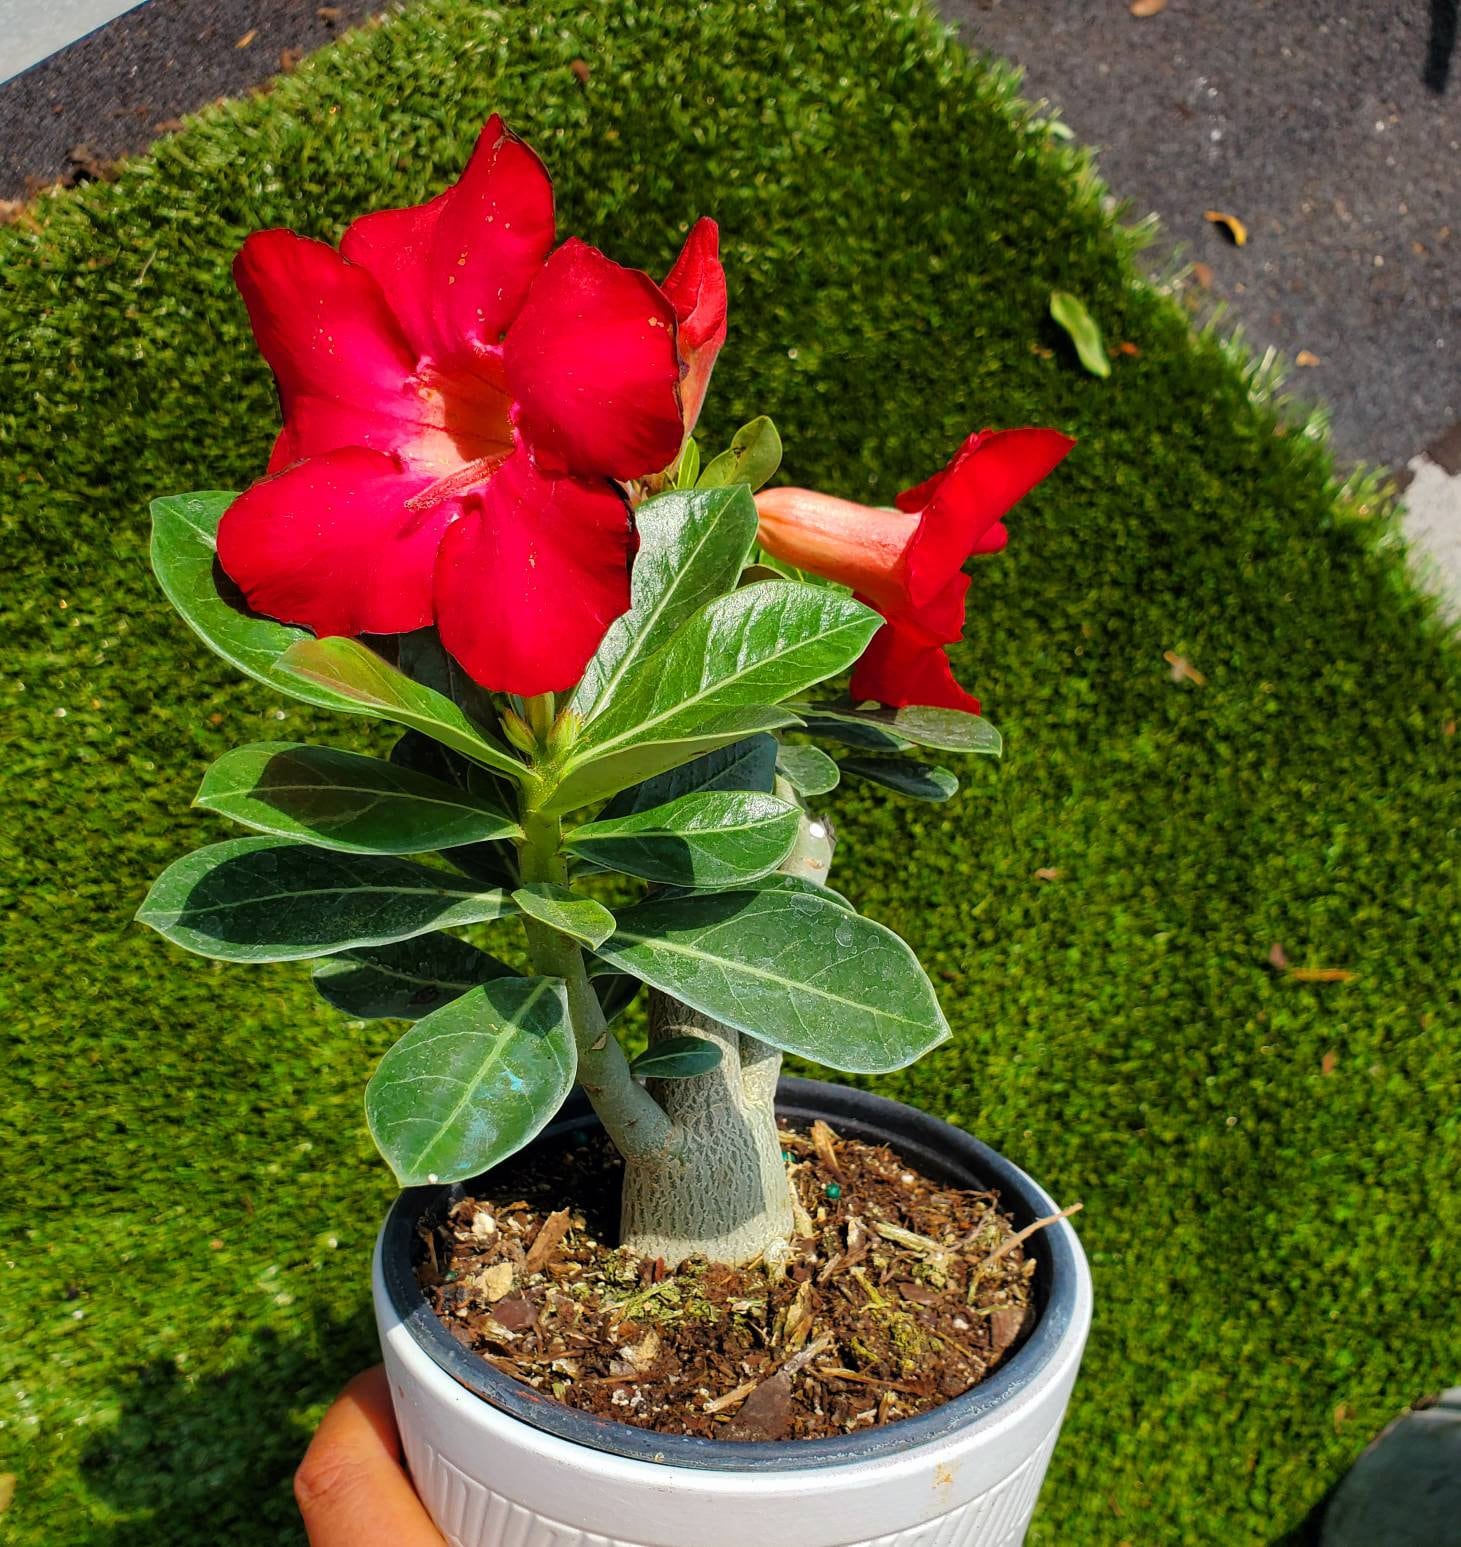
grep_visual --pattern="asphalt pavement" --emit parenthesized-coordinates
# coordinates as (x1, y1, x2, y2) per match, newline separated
(945, 0, 1459, 471)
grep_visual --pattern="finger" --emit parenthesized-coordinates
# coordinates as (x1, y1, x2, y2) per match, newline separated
(296, 1366, 445, 1547)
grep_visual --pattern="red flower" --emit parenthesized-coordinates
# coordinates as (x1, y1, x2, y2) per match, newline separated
(755, 428, 1074, 713)
(660, 218, 728, 441)
(217, 116, 714, 696)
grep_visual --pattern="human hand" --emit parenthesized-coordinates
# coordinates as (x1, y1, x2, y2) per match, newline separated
(296, 1365, 447, 1546)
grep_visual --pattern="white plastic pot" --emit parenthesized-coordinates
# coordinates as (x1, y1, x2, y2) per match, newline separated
(374, 1078, 1092, 1547)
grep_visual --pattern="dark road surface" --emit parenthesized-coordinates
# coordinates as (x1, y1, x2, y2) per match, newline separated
(946, 0, 1459, 469)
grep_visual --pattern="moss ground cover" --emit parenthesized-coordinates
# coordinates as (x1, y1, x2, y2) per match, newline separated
(2, 1, 1456, 1541)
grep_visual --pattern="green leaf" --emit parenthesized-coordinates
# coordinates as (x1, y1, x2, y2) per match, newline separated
(698, 415, 783, 492)
(312, 934, 513, 1020)
(274, 637, 527, 782)
(629, 1036, 724, 1079)
(794, 703, 1000, 756)
(195, 743, 520, 854)
(569, 485, 758, 720)
(543, 707, 800, 816)
(149, 492, 359, 713)
(776, 743, 841, 796)
(560, 583, 878, 809)
(1049, 290, 1111, 379)
(673, 438, 701, 489)
(839, 756, 958, 802)
(365, 977, 574, 1186)
(594, 971, 642, 1025)
(565, 791, 800, 888)
(599, 734, 778, 820)
(799, 712, 912, 752)
(596, 890, 949, 1074)
(887, 706, 1002, 756)
(137, 837, 516, 962)
(396, 629, 500, 727)
(511, 883, 616, 950)
(389, 732, 519, 888)
(750, 549, 850, 592)
(748, 872, 856, 911)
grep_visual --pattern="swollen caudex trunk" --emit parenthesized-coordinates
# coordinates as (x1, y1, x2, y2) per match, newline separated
(618, 992, 796, 1268)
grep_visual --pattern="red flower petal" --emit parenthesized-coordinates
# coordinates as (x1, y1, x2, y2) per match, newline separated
(504, 238, 684, 480)
(336, 189, 448, 363)
(662, 218, 727, 435)
(754, 487, 918, 618)
(902, 428, 1074, 608)
(850, 617, 980, 716)
(217, 448, 452, 639)
(235, 230, 470, 473)
(434, 448, 633, 694)
(340, 116, 555, 362)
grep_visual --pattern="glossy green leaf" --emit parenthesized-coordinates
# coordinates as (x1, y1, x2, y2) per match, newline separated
(559, 583, 878, 810)
(312, 934, 513, 1020)
(195, 742, 520, 853)
(697, 415, 783, 492)
(794, 703, 1000, 756)
(839, 756, 958, 802)
(1050, 290, 1111, 379)
(594, 971, 643, 1025)
(149, 492, 359, 713)
(389, 732, 519, 888)
(365, 977, 574, 1186)
(748, 872, 856, 911)
(888, 706, 1003, 755)
(629, 1036, 724, 1079)
(799, 712, 912, 752)
(673, 437, 701, 489)
(570, 485, 758, 720)
(749, 549, 850, 592)
(599, 735, 778, 820)
(274, 637, 527, 782)
(511, 884, 616, 950)
(565, 791, 800, 888)
(137, 837, 516, 962)
(543, 707, 799, 816)
(396, 628, 500, 727)
(595, 890, 949, 1074)
(776, 743, 841, 796)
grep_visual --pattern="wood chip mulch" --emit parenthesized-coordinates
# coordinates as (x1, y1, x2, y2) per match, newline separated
(416, 1120, 1040, 1442)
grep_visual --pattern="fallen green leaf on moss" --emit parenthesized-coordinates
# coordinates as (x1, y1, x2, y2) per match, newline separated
(1049, 289, 1112, 378)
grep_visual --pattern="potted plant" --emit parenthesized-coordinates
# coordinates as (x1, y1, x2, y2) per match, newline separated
(138, 117, 1092, 1547)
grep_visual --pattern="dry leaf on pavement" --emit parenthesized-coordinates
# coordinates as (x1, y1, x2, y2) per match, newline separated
(1204, 211, 1249, 246)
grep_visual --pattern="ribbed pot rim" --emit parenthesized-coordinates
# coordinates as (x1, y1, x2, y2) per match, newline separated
(380, 1076, 1085, 1472)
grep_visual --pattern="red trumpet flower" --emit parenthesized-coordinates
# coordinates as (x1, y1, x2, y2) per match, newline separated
(755, 428, 1074, 713)
(217, 117, 725, 696)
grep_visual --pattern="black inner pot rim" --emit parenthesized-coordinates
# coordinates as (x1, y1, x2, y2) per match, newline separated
(381, 1076, 1082, 1473)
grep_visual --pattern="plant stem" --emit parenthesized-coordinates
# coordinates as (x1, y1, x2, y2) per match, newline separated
(517, 801, 676, 1164)
(619, 994, 794, 1268)
(618, 807, 833, 1268)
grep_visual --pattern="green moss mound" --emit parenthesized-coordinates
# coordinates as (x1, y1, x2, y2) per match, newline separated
(2, 2, 1456, 1542)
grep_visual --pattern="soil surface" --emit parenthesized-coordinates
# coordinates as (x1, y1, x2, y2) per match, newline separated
(418, 1120, 1040, 1442)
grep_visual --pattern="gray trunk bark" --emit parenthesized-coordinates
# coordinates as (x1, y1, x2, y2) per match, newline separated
(618, 993, 794, 1268)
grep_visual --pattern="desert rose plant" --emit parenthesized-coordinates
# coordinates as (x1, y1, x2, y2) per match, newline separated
(138, 118, 1072, 1269)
